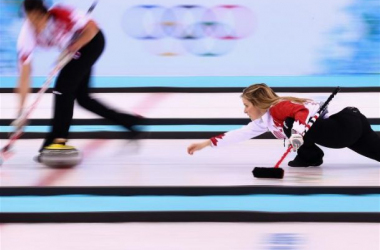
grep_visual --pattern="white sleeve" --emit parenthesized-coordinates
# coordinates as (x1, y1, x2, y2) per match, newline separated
(210, 120, 268, 148)
(17, 21, 36, 65)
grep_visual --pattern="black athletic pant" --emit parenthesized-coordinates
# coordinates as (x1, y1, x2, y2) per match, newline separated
(40, 31, 138, 151)
(296, 107, 380, 163)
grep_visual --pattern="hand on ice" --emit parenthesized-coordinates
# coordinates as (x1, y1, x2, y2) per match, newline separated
(187, 140, 211, 155)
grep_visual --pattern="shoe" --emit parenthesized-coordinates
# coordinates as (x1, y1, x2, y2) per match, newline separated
(126, 116, 149, 140)
(288, 156, 323, 167)
(129, 126, 144, 139)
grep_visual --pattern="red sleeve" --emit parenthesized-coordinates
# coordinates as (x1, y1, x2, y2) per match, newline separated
(49, 6, 74, 31)
(210, 133, 225, 146)
(270, 101, 309, 125)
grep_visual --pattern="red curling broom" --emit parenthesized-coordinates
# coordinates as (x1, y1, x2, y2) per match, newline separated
(252, 87, 341, 179)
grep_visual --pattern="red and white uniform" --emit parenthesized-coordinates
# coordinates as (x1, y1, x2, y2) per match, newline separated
(17, 5, 91, 65)
(210, 100, 322, 147)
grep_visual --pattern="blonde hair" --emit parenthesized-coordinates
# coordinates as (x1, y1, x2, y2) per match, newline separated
(241, 83, 311, 109)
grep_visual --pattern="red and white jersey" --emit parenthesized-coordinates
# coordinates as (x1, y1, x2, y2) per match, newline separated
(210, 100, 322, 148)
(17, 5, 91, 65)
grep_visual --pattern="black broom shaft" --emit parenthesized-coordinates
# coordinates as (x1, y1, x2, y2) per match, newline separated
(302, 86, 341, 135)
(317, 87, 341, 115)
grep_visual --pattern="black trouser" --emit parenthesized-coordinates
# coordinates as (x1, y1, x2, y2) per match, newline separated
(40, 31, 138, 151)
(296, 107, 380, 163)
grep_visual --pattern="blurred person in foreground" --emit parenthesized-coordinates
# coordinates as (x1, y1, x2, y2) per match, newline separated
(16, 0, 145, 162)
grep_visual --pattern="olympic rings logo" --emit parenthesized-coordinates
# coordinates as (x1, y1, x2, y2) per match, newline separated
(121, 5, 255, 56)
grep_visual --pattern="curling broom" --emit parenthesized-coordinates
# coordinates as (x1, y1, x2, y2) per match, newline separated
(252, 87, 341, 179)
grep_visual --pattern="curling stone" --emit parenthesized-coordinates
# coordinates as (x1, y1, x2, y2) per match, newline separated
(39, 144, 82, 168)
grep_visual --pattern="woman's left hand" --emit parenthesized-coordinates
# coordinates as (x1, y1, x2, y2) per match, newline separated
(289, 133, 304, 151)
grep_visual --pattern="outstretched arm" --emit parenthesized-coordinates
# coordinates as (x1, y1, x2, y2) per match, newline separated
(187, 120, 267, 155)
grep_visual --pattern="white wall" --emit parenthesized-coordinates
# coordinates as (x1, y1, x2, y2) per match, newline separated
(5, 0, 367, 76)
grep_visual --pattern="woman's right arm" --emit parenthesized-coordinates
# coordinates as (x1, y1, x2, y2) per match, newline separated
(16, 63, 31, 115)
(16, 21, 35, 115)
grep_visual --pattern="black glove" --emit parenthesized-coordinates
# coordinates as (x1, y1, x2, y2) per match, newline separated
(283, 117, 295, 139)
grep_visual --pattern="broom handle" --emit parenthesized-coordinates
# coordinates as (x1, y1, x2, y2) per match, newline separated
(274, 87, 340, 168)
